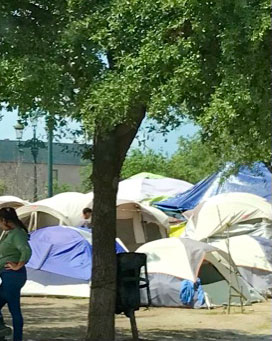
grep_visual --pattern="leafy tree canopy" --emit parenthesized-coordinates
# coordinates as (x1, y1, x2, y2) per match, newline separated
(0, 2, 270, 339)
(80, 134, 221, 186)
(121, 149, 170, 179)
(120, 134, 220, 183)
(0, 0, 270, 164)
(168, 134, 221, 183)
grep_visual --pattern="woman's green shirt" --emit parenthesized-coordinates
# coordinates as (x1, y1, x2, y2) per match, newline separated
(0, 228, 32, 270)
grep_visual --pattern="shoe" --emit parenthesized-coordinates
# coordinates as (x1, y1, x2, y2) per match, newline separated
(0, 324, 11, 337)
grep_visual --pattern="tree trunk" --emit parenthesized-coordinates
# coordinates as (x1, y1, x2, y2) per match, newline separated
(86, 106, 146, 341)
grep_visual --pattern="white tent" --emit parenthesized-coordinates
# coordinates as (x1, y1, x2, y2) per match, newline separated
(115, 200, 169, 250)
(17, 193, 169, 251)
(183, 192, 272, 241)
(137, 237, 264, 307)
(117, 175, 192, 202)
(211, 235, 272, 296)
(0, 195, 29, 209)
(17, 192, 93, 230)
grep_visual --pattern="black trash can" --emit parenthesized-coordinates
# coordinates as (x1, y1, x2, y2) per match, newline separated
(116, 252, 150, 317)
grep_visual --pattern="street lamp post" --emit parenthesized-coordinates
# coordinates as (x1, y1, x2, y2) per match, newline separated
(31, 122, 39, 201)
(47, 116, 54, 198)
(14, 120, 43, 202)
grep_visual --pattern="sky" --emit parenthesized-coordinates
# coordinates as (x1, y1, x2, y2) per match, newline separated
(0, 109, 199, 155)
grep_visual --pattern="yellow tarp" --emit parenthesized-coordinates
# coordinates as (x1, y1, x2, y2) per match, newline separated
(169, 222, 186, 237)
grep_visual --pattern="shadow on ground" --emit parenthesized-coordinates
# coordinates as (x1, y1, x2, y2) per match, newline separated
(4, 304, 88, 340)
(18, 326, 272, 341)
(116, 328, 271, 341)
(3, 328, 270, 341)
(1, 299, 270, 340)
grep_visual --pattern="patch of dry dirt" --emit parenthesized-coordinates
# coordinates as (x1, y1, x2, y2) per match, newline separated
(1, 297, 271, 340)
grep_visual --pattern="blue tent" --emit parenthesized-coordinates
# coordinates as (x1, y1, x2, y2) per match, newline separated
(155, 163, 272, 213)
(27, 225, 126, 280)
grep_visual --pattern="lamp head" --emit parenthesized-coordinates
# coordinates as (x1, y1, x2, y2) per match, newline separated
(14, 121, 24, 140)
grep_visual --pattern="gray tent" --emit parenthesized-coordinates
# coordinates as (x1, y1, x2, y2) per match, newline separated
(137, 238, 264, 308)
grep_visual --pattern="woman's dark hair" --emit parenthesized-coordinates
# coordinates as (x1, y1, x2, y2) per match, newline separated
(0, 207, 28, 234)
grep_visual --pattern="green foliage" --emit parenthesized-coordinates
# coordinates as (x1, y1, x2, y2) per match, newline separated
(121, 149, 170, 179)
(0, 0, 270, 165)
(52, 180, 73, 195)
(80, 164, 93, 193)
(0, 2, 270, 338)
(81, 151, 170, 190)
(168, 134, 221, 183)
(0, 180, 6, 196)
(121, 134, 220, 184)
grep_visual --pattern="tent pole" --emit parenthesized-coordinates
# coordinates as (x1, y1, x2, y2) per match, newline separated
(226, 221, 244, 314)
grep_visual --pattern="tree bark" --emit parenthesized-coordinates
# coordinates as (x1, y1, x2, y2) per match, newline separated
(86, 105, 146, 341)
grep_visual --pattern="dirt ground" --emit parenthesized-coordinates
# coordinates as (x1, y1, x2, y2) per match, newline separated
(2, 297, 271, 340)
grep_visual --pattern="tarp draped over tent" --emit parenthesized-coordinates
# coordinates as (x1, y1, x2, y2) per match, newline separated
(23, 226, 126, 297)
(183, 193, 272, 241)
(137, 237, 263, 307)
(27, 226, 93, 281)
(155, 162, 272, 213)
(117, 173, 192, 202)
(0, 196, 29, 209)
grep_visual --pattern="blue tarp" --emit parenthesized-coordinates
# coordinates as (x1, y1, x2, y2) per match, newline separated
(155, 162, 272, 213)
(27, 226, 126, 281)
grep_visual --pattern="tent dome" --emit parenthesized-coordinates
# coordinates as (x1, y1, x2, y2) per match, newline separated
(117, 175, 192, 202)
(17, 196, 169, 251)
(17, 192, 93, 230)
(0, 195, 29, 209)
(137, 237, 264, 307)
(183, 192, 272, 241)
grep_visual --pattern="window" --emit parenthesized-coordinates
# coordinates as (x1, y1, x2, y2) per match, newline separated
(53, 169, 58, 181)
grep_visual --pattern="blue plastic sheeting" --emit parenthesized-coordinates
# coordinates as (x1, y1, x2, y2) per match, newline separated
(27, 226, 126, 281)
(155, 162, 271, 212)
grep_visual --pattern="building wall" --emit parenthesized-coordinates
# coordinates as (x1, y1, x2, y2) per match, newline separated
(0, 161, 84, 201)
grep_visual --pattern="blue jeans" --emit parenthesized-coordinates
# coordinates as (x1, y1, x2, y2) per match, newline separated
(0, 267, 26, 341)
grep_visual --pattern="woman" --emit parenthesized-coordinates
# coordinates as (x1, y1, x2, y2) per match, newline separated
(0, 207, 32, 341)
